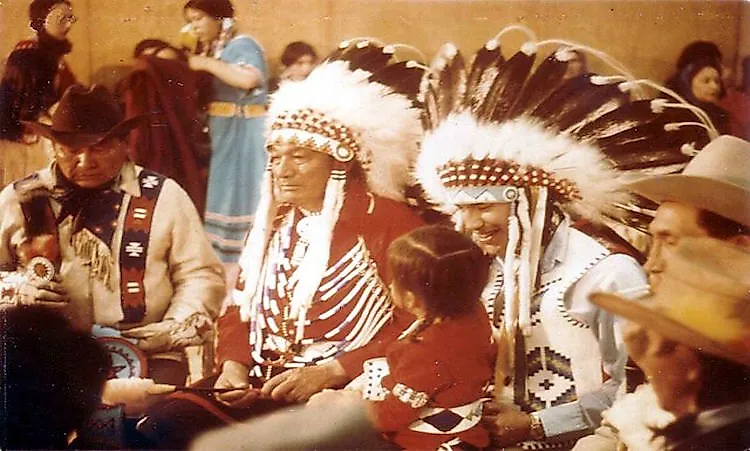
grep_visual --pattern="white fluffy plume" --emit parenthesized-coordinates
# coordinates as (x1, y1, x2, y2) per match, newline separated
(416, 111, 630, 221)
(268, 61, 423, 201)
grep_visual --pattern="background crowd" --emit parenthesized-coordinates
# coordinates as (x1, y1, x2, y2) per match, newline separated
(1, 0, 749, 450)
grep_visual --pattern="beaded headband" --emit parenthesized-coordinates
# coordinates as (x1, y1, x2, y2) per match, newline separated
(266, 108, 364, 164)
(438, 158, 582, 204)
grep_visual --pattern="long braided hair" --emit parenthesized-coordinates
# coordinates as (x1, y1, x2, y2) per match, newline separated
(388, 225, 490, 341)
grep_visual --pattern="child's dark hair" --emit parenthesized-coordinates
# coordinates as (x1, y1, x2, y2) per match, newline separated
(281, 41, 318, 66)
(388, 225, 490, 320)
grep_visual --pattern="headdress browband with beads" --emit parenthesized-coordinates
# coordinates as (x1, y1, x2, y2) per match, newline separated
(417, 24, 717, 225)
(267, 108, 362, 164)
(266, 38, 426, 202)
(438, 159, 581, 204)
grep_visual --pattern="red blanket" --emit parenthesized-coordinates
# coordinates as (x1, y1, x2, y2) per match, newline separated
(118, 56, 209, 216)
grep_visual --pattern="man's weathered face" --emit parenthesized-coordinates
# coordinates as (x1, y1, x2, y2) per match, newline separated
(456, 202, 513, 256)
(269, 143, 333, 212)
(54, 138, 129, 188)
(645, 202, 709, 290)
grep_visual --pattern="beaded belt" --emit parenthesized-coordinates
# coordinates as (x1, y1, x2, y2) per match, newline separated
(208, 101, 266, 118)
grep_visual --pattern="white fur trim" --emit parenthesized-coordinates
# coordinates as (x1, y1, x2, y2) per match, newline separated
(415, 111, 630, 221)
(268, 61, 422, 201)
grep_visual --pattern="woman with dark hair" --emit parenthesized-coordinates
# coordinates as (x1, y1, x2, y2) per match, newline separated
(0, 0, 77, 186)
(671, 58, 730, 134)
(0, 0, 77, 143)
(665, 41, 722, 92)
(181, 0, 268, 277)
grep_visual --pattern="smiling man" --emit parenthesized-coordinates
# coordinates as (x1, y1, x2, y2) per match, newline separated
(411, 36, 718, 449)
(417, 111, 649, 450)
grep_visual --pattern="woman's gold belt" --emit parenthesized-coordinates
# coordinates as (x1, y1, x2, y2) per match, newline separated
(208, 101, 267, 118)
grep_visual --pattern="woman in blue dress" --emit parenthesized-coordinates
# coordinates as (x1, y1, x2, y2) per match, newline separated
(183, 0, 267, 274)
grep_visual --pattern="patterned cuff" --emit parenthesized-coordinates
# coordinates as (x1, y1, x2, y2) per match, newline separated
(392, 383, 429, 409)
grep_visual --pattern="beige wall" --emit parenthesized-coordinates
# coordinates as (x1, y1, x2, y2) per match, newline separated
(1, 0, 745, 86)
(0, 0, 745, 186)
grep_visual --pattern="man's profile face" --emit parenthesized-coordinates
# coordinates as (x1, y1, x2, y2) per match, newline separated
(456, 202, 513, 256)
(54, 138, 129, 188)
(645, 202, 709, 290)
(269, 143, 333, 212)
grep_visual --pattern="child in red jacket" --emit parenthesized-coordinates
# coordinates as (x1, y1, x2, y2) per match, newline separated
(323, 225, 496, 449)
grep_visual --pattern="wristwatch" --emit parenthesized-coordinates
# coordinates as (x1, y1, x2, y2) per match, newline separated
(529, 412, 546, 440)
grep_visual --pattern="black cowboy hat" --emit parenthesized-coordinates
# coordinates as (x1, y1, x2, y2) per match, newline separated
(23, 84, 146, 148)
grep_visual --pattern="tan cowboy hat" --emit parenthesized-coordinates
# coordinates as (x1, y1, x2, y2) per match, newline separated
(23, 84, 146, 148)
(590, 236, 750, 367)
(627, 135, 750, 227)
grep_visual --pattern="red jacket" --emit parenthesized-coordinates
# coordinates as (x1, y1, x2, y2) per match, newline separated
(216, 180, 424, 377)
(369, 303, 495, 449)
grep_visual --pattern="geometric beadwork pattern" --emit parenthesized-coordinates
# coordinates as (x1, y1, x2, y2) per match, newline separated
(521, 346, 578, 412)
(420, 410, 464, 432)
(119, 169, 166, 323)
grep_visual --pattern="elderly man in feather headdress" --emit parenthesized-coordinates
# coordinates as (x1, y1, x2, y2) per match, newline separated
(136, 39, 427, 448)
(415, 27, 714, 449)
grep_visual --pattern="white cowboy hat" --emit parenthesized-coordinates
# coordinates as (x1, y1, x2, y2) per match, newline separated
(590, 236, 750, 367)
(627, 135, 750, 227)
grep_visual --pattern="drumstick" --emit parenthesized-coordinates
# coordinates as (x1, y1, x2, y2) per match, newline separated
(154, 384, 255, 394)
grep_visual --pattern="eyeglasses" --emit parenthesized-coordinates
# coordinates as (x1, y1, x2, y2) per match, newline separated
(46, 8, 77, 26)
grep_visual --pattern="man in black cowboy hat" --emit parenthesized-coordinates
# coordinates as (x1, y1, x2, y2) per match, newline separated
(0, 84, 225, 386)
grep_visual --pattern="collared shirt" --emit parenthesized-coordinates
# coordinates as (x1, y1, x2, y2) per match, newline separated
(0, 161, 225, 332)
